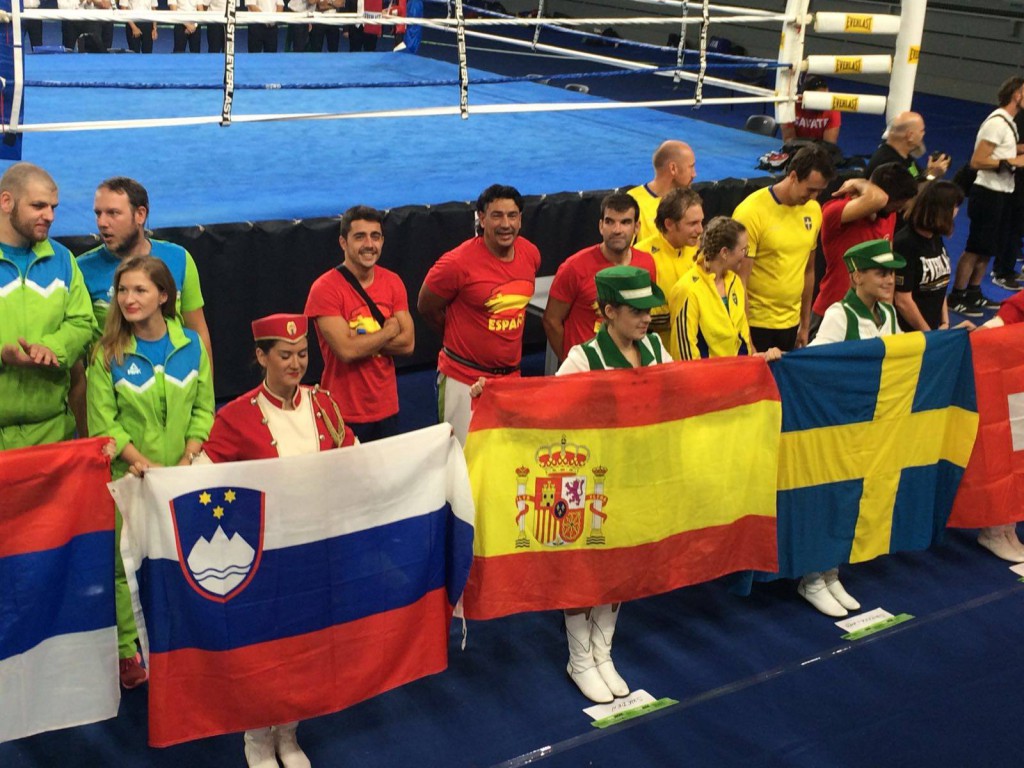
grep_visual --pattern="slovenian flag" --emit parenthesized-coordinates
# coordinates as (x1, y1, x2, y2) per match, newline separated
(0, 438, 119, 743)
(461, 357, 782, 620)
(110, 424, 474, 747)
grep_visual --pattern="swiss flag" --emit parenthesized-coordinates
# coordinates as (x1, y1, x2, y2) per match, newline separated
(948, 322, 1024, 528)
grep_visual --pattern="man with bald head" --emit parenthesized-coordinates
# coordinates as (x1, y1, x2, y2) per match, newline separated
(628, 140, 697, 243)
(0, 162, 95, 450)
(865, 110, 950, 181)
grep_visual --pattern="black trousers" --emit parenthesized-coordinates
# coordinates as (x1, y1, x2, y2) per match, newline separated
(125, 22, 155, 53)
(173, 24, 202, 52)
(247, 23, 279, 52)
(347, 25, 377, 51)
(309, 23, 339, 51)
(206, 23, 225, 53)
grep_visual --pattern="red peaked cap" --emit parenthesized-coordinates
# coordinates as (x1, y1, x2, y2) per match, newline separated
(251, 313, 308, 343)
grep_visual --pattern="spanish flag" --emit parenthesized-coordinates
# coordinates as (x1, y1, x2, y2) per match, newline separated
(948, 322, 1024, 528)
(461, 358, 781, 620)
(773, 330, 977, 578)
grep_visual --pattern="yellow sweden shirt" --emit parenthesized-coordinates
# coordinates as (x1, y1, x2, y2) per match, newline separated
(733, 186, 821, 329)
(637, 230, 699, 349)
(628, 184, 661, 245)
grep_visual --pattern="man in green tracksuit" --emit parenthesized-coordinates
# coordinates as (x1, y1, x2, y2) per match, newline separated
(0, 163, 96, 449)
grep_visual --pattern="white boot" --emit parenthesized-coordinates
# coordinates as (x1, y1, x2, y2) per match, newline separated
(823, 568, 860, 612)
(564, 611, 613, 703)
(978, 525, 1024, 563)
(243, 727, 279, 768)
(798, 572, 847, 618)
(274, 722, 311, 768)
(590, 604, 629, 697)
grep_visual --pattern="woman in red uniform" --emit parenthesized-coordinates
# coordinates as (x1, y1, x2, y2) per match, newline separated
(195, 313, 354, 768)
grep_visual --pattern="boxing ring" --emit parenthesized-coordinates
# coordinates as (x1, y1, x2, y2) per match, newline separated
(7, 52, 788, 238)
(0, 0, 930, 237)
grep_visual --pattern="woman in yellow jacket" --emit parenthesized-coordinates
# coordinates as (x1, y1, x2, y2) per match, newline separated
(668, 216, 780, 362)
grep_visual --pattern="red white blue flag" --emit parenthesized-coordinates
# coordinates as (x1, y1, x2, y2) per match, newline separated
(111, 424, 474, 747)
(0, 438, 119, 743)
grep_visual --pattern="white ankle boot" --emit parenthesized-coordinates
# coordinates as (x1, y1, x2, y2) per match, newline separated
(590, 604, 629, 697)
(564, 611, 613, 703)
(823, 568, 860, 611)
(979, 525, 1024, 563)
(244, 727, 278, 768)
(274, 722, 311, 768)
(798, 572, 847, 617)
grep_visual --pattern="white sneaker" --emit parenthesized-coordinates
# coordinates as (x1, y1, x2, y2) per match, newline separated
(798, 576, 848, 618)
(244, 728, 279, 768)
(273, 723, 311, 768)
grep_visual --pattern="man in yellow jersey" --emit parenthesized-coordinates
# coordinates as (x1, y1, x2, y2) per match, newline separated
(628, 140, 697, 244)
(636, 188, 704, 345)
(733, 146, 834, 351)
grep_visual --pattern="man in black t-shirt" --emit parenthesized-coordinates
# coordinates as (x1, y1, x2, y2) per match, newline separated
(865, 111, 950, 182)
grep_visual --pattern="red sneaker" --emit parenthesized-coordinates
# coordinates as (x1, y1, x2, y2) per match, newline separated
(119, 653, 149, 689)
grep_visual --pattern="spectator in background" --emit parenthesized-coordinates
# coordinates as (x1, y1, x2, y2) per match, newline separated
(780, 75, 841, 145)
(349, 0, 379, 50)
(627, 140, 697, 244)
(949, 77, 1024, 314)
(206, 0, 227, 52)
(864, 111, 950, 182)
(309, 0, 343, 51)
(812, 162, 917, 337)
(170, 0, 203, 52)
(286, 0, 311, 51)
(247, 0, 284, 52)
(22, 0, 43, 50)
(123, 0, 158, 53)
(894, 180, 967, 332)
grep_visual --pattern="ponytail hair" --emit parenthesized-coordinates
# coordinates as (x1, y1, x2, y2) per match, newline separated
(698, 216, 746, 268)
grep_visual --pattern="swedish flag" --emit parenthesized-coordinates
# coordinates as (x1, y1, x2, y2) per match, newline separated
(772, 330, 978, 578)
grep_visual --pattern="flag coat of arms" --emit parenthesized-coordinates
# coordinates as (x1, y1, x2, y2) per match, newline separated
(461, 357, 782, 620)
(0, 438, 119, 743)
(772, 330, 977, 577)
(110, 424, 474, 747)
(948, 322, 1024, 528)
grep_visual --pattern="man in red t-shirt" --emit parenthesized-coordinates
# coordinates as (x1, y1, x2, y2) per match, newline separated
(781, 75, 842, 144)
(305, 205, 415, 442)
(543, 192, 656, 360)
(418, 184, 541, 443)
(812, 162, 917, 335)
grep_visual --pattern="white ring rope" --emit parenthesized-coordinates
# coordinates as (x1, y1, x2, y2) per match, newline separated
(11, 95, 787, 133)
(6, 9, 792, 26)
(1, 0, 797, 133)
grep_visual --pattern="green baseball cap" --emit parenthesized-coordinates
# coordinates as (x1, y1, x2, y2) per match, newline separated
(594, 265, 666, 309)
(843, 239, 906, 273)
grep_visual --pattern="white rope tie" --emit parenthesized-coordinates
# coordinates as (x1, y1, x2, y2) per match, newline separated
(532, 0, 545, 51)
(220, 0, 236, 126)
(695, 0, 709, 106)
(454, 0, 469, 119)
(673, 0, 688, 86)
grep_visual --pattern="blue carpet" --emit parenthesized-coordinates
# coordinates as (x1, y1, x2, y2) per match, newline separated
(11, 52, 778, 237)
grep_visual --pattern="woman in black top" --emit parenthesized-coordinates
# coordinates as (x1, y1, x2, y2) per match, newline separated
(894, 181, 964, 331)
